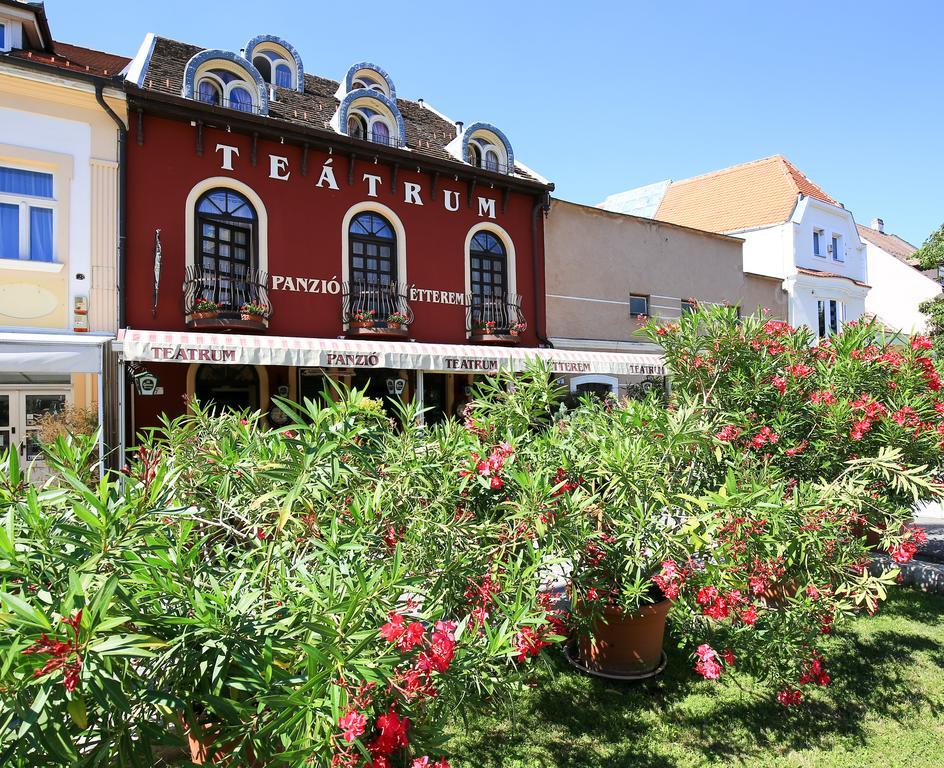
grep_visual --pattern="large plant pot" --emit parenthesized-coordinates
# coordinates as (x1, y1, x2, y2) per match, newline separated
(192, 311, 218, 320)
(574, 599, 670, 677)
(350, 320, 374, 329)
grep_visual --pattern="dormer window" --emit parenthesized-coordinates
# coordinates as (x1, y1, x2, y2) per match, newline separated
(342, 102, 399, 147)
(183, 49, 269, 115)
(466, 135, 505, 172)
(347, 114, 366, 140)
(244, 36, 305, 93)
(252, 50, 293, 89)
(452, 123, 515, 175)
(197, 70, 255, 112)
(352, 74, 385, 93)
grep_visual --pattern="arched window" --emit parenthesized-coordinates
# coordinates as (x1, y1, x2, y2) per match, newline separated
(469, 231, 507, 300)
(196, 69, 257, 112)
(229, 86, 253, 112)
(348, 114, 366, 139)
(195, 189, 257, 310)
(467, 144, 481, 168)
(349, 212, 397, 287)
(195, 364, 260, 413)
(198, 79, 221, 106)
(252, 55, 272, 83)
(371, 120, 390, 145)
(483, 149, 500, 172)
(274, 63, 292, 88)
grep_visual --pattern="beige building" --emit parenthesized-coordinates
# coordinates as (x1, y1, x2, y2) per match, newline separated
(545, 197, 786, 395)
(0, 0, 128, 473)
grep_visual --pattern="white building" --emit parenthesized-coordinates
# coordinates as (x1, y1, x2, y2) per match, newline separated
(0, 0, 128, 475)
(600, 155, 869, 339)
(858, 218, 940, 335)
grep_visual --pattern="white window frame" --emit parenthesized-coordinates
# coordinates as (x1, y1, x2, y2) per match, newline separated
(0, 162, 57, 263)
(194, 61, 259, 111)
(348, 107, 394, 144)
(252, 50, 295, 89)
(468, 135, 507, 171)
(816, 298, 842, 338)
(830, 233, 843, 262)
(813, 228, 824, 257)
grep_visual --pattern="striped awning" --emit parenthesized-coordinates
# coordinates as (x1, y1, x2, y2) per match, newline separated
(115, 329, 665, 377)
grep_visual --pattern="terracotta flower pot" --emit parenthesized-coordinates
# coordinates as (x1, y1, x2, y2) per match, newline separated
(387, 322, 402, 329)
(510, 329, 520, 337)
(350, 320, 374, 329)
(192, 311, 217, 320)
(179, 716, 260, 766)
(575, 599, 670, 676)
(759, 579, 800, 607)
(241, 312, 264, 322)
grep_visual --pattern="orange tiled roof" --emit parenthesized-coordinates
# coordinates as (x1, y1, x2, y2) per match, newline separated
(6, 41, 130, 77)
(856, 224, 918, 265)
(796, 267, 870, 289)
(655, 155, 838, 234)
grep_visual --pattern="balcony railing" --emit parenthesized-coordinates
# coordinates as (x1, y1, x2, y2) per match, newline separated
(349, 130, 403, 149)
(183, 265, 272, 329)
(342, 281, 414, 336)
(465, 292, 527, 338)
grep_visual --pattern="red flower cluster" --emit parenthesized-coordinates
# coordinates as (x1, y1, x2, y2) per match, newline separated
(750, 426, 779, 449)
(411, 758, 451, 768)
(798, 653, 831, 687)
(380, 613, 426, 652)
(551, 467, 581, 497)
(777, 688, 803, 706)
(21, 609, 83, 692)
(653, 559, 687, 599)
(693, 643, 734, 680)
(916, 356, 941, 391)
(888, 524, 928, 564)
(460, 442, 514, 490)
(715, 425, 741, 443)
(788, 363, 814, 378)
(850, 394, 887, 440)
(514, 625, 551, 662)
(809, 390, 836, 405)
(912, 335, 933, 351)
(771, 376, 787, 395)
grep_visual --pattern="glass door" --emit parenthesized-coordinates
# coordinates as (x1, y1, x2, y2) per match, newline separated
(0, 392, 16, 455)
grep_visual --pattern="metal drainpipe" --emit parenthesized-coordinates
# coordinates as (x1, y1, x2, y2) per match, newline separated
(531, 191, 552, 347)
(94, 80, 127, 469)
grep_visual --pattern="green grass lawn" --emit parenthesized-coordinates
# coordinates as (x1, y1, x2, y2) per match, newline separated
(445, 589, 944, 768)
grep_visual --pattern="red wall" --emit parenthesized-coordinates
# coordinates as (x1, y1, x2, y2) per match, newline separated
(126, 114, 545, 346)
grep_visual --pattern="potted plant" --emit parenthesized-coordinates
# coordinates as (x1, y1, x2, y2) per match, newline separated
(509, 321, 526, 337)
(192, 298, 220, 320)
(556, 398, 712, 678)
(349, 308, 376, 329)
(386, 311, 409, 330)
(240, 301, 267, 322)
(474, 319, 497, 337)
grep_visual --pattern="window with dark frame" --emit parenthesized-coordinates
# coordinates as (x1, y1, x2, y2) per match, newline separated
(195, 189, 257, 310)
(629, 294, 649, 317)
(817, 299, 841, 338)
(831, 234, 843, 261)
(349, 212, 397, 288)
(813, 229, 823, 256)
(469, 231, 507, 301)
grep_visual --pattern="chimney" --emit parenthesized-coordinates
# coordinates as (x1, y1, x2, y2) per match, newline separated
(455, 120, 464, 137)
(417, 98, 424, 109)
(871, 217, 885, 233)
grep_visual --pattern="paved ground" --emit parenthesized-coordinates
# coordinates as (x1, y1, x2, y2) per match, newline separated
(915, 500, 944, 564)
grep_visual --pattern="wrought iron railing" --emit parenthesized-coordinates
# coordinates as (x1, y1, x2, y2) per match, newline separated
(348, 130, 403, 149)
(197, 94, 263, 115)
(183, 265, 272, 319)
(465, 292, 527, 334)
(342, 281, 414, 327)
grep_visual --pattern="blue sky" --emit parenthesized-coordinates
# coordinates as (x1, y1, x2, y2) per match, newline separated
(47, 0, 943, 246)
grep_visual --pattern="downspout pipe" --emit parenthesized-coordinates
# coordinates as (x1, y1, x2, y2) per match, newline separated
(531, 191, 552, 347)
(95, 80, 127, 470)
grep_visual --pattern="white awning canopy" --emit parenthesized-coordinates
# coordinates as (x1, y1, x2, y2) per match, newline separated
(116, 329, 666, 377)
(0, 332, 111, 374)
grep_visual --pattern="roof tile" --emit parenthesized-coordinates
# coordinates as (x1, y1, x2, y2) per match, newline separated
(654, 155, 838, 233)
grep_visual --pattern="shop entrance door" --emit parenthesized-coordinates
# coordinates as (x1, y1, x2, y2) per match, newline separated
(0, 388, 70, 482)
(423, 373, 448, 426)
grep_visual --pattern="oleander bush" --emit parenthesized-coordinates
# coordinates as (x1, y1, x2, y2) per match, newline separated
(1, 305, 941, 766)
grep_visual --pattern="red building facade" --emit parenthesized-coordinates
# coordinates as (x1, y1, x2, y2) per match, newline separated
(119, 35, 555, 430)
